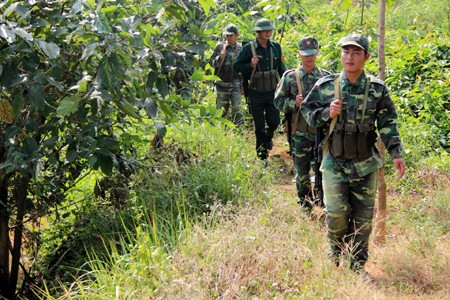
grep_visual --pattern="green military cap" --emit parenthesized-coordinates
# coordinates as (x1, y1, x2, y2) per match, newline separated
(298, 37, 319, 56)
(224, 24, 239, 35)
(253, 18, 275, 31)
(339, 33, 369, 52)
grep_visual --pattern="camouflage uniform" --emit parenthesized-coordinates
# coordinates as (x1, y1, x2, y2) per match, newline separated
(209, 26, 244, 126)
(233, 19, 285, 160)
(301, 70, 403, 270)
(274, 66, 330, 210)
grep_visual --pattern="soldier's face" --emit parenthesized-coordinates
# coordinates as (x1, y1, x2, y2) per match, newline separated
(341, 46, 369, 74)
(256, 30, 273, 40)
(300, 53, 317, 70)
(224, 33, 238, 45)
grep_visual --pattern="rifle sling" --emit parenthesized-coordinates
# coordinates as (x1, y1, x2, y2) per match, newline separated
(322, 75, 341, 157)
(249, 41, 257, 87)
(292, 66, 303, 135)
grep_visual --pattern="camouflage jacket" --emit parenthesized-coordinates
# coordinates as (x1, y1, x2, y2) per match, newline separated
(209, 42, 242, 84)
(301, 71, 403, 177)
(274, 66, 331, 137)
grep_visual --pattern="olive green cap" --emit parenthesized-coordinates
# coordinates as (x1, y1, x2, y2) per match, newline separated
(253, 18, 275, 31)
(298, 37, 319, 56)
(224, 24, 239, 35)
(339, 33, 369, 52)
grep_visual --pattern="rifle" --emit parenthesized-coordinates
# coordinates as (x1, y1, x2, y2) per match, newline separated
(313, 126, 324, 207)
(285, 112, 293, 155)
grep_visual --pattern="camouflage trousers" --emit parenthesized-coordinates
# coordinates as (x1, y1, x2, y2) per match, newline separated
(215, 82, 244, 127)
(292, 131, 316, 209)
(322, 162, 377, 270)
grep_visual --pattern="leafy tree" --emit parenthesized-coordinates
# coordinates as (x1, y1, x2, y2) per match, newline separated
(0, 0, 221, 297)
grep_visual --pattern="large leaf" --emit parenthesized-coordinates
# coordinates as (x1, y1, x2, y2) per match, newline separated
(0, 24, 15, 43)
(197, 0, 215, 15)
(98, 53, 125, 88)
(13, 28, 33, 41)
(28, 84, 45, 111)
(36, 40, 60, 59)
(56, 96, 80, 116)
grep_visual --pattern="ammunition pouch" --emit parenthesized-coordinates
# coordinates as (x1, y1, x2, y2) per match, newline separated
(215, 65, 235, 83)
(251, 69, 280, 92)
(331, 122, 376, 160)
(298, 117, 316, 134)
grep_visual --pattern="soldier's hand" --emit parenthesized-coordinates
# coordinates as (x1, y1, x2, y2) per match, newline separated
(329, 99, 342, 118)
(295, 94, 303, 107)
(393, 157, 406, 180)
(251, 55, 259, 68)
(220, 48, 226, 59)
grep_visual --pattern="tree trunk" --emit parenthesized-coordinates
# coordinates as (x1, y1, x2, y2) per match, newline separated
(374, 0, 387, 245)
(0, 173, 12, 299)
(9, 177, 29, 298)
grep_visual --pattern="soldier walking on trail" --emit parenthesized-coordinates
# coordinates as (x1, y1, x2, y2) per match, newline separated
(233, 18, 286, 163)
(301, 33, 406, 276)
(209, 24, 244, 127)
(274, 37, 330, 214)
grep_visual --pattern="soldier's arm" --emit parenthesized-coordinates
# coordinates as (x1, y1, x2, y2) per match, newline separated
(233, 44, 253, 74)
(274, 71, 296, 113)
(301, 78, 334, 128)
(208, 45, 223, 68)
(276, 43, 286, 76)
(376, 84, 403, 159)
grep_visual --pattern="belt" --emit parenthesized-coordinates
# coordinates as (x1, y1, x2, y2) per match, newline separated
(216, 81, 240, 87)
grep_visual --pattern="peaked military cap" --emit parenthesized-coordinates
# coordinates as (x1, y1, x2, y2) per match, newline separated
(298, 37, 319, 56)
(253, 18, 275, 31)
(339, 33, 369, 52)
(224, 24, 239, 35)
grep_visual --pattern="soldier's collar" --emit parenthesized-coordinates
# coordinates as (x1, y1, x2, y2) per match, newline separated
(342, 71, 367, 87)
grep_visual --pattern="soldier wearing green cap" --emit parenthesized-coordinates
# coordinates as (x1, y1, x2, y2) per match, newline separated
(301, 33, 406, 276)
(233, 18, 286, 163)
(274, 37, 330, 213)
(209, 24, 244, 126)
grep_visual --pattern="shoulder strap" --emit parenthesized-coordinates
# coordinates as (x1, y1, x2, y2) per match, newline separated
(249, 41, 257, 86)
(216, 42, 227, 75)
(322, 74, 341, 156)
(291, 66, 304, 135)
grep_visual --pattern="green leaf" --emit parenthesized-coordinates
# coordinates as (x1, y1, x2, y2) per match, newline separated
(57, 96, 80, 116)
(117, 100, 140, 119)
(28, 84, 45, 111)
(4, 2, 19, 17)
(145, 71, 157, 93)
(197, 0, 215, 15)
(81, 42, 98, 62)
(22, 137, 39, 158)
(99, 155, 113, 176)
(191, 69, 204, 81)
(155, 120, 166, 139)
(0, 25, 16, 43)
(13, 28, 33, 41)
(156, 77, 169, 98)
(88, 155, 98, 168)
(144, 97, 158, 118)
(66, 149, 78, 163)
(36, 40, 60, 59)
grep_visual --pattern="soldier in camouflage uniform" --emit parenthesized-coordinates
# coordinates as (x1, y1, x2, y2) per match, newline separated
(233, 19, 285, 162)
(274, 37, 330, 213)
(301, 33, 406, 274)
(209, 24, 244, 126)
